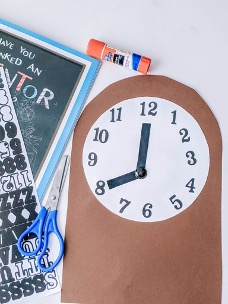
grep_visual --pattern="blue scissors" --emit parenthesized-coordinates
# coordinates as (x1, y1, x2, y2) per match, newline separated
(17, 155, 70, 272)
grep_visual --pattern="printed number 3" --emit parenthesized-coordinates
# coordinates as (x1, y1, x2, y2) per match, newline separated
(186, 151, 197, 165)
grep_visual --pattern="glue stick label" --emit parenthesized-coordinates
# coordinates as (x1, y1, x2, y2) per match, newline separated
(102, 45, 141, 72)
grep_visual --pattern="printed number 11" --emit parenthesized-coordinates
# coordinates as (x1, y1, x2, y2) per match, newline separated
(110, 107, 122, 122)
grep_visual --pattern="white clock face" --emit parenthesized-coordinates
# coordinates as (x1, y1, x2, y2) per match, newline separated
(83, 97, 210, 222)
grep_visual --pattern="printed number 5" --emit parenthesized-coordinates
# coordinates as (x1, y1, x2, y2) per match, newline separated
(169, 195, 183, 210)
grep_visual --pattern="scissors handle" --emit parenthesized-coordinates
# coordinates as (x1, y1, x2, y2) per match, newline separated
(17, 206, 47, 256)
(37, 209, 64, 272)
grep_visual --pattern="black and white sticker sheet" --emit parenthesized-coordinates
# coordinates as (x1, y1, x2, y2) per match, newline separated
(0, 66, 60, 303)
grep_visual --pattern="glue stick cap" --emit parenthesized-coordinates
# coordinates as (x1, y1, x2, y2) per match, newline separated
(138, 56, 151, 74)
(86, 39, 105, 59)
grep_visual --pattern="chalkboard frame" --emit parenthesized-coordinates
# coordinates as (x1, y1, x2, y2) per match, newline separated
(0, 19, 100, 201)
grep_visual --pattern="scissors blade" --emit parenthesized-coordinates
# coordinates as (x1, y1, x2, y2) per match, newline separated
(45, 155, 70, 211)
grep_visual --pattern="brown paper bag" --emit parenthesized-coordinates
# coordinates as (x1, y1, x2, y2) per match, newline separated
(62, 76, 222, 304)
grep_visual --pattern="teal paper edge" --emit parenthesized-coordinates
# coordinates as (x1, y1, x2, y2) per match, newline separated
(0, 19, 101, 201)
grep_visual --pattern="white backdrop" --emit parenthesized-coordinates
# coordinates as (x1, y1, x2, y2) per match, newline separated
(1, 0, 227, 303)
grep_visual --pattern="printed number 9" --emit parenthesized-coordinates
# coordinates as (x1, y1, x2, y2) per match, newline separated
(88, 152, 97, 166)
(5, 122, 17, 138)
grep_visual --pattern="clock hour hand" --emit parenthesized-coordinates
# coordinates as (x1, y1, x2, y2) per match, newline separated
(107, 171, 137, 189)
(136, 123, 151, 174)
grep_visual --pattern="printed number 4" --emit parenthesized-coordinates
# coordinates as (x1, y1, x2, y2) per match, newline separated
(186, 178, 195, 193)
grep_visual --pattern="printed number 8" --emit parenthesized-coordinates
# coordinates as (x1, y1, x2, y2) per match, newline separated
(15, 154, 27, 170)
(95, 181, 105, 195)
(3, 157, 16, 174)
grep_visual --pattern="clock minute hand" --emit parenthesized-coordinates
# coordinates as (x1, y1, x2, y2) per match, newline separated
(136, 123, 151, 173)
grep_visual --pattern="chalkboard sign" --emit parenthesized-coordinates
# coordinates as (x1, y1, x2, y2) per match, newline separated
(0, 19, 100, 200)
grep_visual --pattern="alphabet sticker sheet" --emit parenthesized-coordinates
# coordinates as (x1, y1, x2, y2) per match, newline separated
(0, 66, 60, 303)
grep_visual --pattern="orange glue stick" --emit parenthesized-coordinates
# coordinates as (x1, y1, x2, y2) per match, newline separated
(86, 39, 151, 74)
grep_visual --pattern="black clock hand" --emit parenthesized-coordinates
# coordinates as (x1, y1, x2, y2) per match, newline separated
(107, 123, 151, 189)
(136, 123, 151, 175)
(107, 171, 137, 189)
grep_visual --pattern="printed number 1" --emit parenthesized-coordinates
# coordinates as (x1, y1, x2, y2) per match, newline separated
(171, 110, 177, 124)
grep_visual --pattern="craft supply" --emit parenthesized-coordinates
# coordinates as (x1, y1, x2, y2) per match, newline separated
(87, 39, 151, 74)
(62, 76, 222, 304)
(0, 19, 100, 201)
(0, 66, 61, 303)
(17, 155, 70, 272)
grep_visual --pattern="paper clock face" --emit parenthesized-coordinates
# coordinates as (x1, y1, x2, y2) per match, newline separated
(82, 97, 210, 222)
